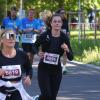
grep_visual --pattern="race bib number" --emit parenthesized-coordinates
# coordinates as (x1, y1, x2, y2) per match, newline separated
(21, 34, 37, 43)
(2, 65, 21, 79)
(43, 53, 59, 65)
(25, 34, 33, 38)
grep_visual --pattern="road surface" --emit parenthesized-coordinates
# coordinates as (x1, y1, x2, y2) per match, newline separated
(24, 56, 100, 100)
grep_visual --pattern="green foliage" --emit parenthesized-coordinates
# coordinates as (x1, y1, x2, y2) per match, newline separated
(83, 47, 100, 66)
(0, 0, 100, 20)
(71, 32, 100, 66)
(0, 0, 6, 24)
(5, 0, 100, 11)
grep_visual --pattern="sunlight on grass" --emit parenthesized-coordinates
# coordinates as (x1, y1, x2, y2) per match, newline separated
(83, 47, 100, 66)
(70, 30, 100, 66)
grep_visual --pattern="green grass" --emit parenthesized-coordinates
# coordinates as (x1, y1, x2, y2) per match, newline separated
(70, 30, 100, 66)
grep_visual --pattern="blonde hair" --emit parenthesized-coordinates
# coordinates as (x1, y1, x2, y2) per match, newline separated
(0, 29, 15, 50)
(0, 29, 5, 50)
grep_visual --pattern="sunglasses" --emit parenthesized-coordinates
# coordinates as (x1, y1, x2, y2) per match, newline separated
(2, 32, 16, 40)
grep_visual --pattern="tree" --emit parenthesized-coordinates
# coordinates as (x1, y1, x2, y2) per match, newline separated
(0, 0, 100, 24)
(0, 0, 6, 24)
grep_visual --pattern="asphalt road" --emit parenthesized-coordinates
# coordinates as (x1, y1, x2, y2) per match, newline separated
(24, 56, 100, 100)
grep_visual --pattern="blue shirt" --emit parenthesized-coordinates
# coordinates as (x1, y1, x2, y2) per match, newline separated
(21, 18, 41, 43)
(2, 17, 22, 32)
(36, 18, 45, 28)
(2, 17, 22, 43)
(21, 18, 41, 31)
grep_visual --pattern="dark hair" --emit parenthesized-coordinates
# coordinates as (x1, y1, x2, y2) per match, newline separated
(55, 8, 65, 14)
(11, 6, 18, 11)
(50, 13, 63, 22)
(28, 8, 35, 12)
(7, 11, 11, 17)
(46, 14, 62, 29)
(28, 8, 35, 15)
(45, 16, 51, 29)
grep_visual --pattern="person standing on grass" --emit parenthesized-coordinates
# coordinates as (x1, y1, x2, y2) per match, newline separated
(88, 9, 95, 29)
(33, 14, 73, 100)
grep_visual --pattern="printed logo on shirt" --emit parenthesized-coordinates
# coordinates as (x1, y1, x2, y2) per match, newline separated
(43, 52, 59, 65)
(8, 22, 14, 26)
(26, 24, 33, 27)
(2, 65, 21, 79)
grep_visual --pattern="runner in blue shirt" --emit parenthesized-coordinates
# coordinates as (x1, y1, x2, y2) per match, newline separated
(2, 6, 22, 49)
(21, 8, 41, 64)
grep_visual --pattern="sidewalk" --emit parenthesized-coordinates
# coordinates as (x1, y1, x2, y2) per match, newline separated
(69, 60, 100, 70)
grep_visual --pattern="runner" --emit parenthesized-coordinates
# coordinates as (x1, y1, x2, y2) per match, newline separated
(0, 29, 33, 100)
(21, 8, 41, 65)
(1, 6, 22, 49)
(33, 14, 73, 100)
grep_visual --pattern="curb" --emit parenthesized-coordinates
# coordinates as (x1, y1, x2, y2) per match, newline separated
(68, 60, 100, 70)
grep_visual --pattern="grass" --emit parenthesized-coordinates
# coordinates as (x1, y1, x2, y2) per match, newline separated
(70, 30, 100, 66)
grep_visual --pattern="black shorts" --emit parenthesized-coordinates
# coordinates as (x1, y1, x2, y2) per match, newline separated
(22, 43, 34, 54)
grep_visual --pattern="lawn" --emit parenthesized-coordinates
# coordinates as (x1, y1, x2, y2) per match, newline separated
(70, 30, 100, 66)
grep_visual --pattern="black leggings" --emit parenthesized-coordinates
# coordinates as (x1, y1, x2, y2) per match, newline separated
(5, 90, 22, 100)
(38, 63, 62, 100)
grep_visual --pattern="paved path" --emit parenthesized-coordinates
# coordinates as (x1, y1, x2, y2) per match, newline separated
(24, 56, 100, 100)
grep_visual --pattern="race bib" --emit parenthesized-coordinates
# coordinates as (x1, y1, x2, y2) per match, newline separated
(2, 65, 21, 79)
(26, 34, 33, 38)
(21, 34, 37, 43)
(43, 53, 59, 65)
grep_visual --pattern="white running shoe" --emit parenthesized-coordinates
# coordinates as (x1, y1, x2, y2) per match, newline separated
(62, 66, 68, 75)
(33, 95, 39, 100)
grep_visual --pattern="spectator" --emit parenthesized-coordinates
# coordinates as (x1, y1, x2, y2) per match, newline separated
(71, 17, 77, 30)
(88, 9, 95, 29)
